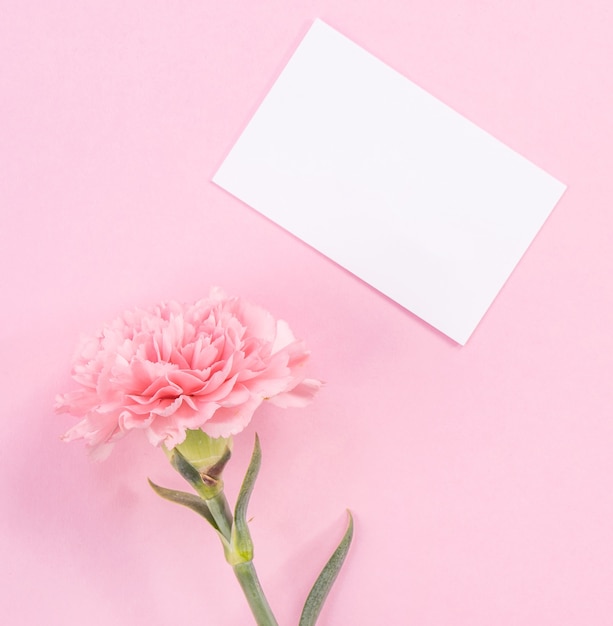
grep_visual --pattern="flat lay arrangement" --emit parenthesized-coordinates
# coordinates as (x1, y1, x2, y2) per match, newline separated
(3, 3, 612, 625)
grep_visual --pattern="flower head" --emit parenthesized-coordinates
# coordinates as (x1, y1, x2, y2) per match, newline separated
(56, 289, 321, 459)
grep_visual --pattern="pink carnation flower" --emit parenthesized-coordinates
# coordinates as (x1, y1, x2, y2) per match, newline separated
(56, 289, 321, 458)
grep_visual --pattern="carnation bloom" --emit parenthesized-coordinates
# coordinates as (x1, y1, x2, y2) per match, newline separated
(56, 289, 321, 458)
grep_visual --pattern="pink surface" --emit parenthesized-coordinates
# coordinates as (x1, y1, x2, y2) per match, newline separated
(1, 1, 612, 624)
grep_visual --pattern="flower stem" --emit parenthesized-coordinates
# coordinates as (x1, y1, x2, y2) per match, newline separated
(233, 561, 279, 626)
(204, 490, 279, 626)
(204, 491, 233, 540)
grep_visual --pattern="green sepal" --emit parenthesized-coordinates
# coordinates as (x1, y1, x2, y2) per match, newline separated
(168, 446, 222, 499)
(205, 445, 233, 482)
(299, 511, 354, 626)
(229, 434, 262, 564)
(169, 447, 206, 489)
(174, 429, 233, 479)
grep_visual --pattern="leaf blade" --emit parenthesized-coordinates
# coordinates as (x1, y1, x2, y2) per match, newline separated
(299, 511, 354, 626)
(147, 478, 219, 531)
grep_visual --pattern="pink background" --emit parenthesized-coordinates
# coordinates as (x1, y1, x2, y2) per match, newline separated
(2, 1, 612, 624)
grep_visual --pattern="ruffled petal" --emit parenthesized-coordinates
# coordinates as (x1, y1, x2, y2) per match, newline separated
(57, 291, 321, 457)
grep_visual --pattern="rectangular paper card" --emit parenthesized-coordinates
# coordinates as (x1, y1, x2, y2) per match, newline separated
(213, 19, 566, 344)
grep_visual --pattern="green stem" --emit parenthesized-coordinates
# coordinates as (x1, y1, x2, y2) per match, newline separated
(204, 490, 233, 540)
(203, 490, 279, 626)
(233, 561, 279, 626)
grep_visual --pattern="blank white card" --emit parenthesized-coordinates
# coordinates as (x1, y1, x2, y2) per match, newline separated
(213, 19, 566, 344)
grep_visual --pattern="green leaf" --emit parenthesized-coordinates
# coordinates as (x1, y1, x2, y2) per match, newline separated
(230, 434, 262, 563)
(147, 478, 219, 531)
(299, 511, 354, 626)
(148, 479, 234, 560)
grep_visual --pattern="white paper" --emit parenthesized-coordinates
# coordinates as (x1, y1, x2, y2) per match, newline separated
(213, 19, 566, 344)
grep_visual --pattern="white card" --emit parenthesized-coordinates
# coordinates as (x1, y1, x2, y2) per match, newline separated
(213, 19, 566, 344)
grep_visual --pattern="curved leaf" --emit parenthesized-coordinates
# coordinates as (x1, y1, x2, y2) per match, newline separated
(147, 478, 219, 531)
(299, 511, 354, 626)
